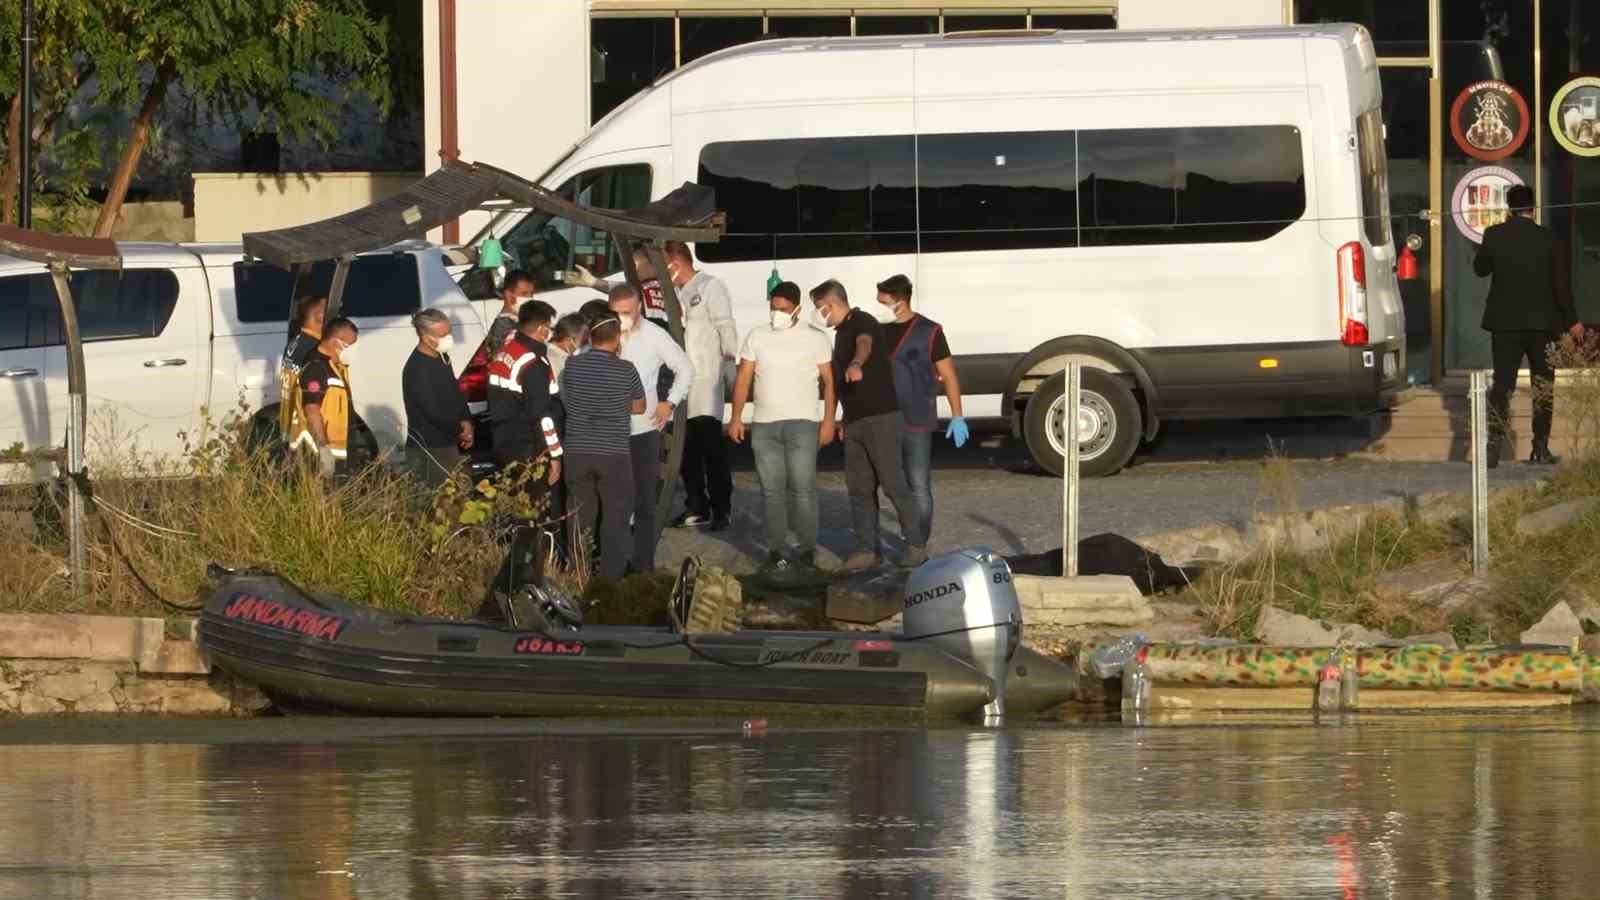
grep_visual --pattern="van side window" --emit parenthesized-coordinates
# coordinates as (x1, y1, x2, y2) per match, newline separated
(235, 255, 421, 323)
(0, 270, 179, 347)
(499, 164, 651, 291)
(918, 131, 1077, 253)
(1079, 126, 1306, 245)
(698, 136, 915, 262)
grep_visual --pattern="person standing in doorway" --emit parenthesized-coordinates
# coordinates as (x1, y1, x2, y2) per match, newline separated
(611, 283, 694, 573)
(874, 274, 968, 545)
(662, 240, 738, 531)
(401, 309, 472, 489)
(1473, 184, 1583, 467)
(727, 281, 836, 579)
(810, 279, 928, 570)
(560, 313, 648, 581)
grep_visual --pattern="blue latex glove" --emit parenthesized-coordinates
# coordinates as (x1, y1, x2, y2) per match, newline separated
(945, 416, 970, 448)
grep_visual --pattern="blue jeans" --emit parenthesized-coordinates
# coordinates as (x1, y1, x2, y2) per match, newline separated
(750, 420, 820, 556)
(900, 429, 934, 542)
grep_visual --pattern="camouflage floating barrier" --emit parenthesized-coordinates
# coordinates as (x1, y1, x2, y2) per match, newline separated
(1076, 641, 1600, 698)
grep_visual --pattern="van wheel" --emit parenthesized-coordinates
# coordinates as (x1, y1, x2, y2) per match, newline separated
(1023, 368, 1140, 477)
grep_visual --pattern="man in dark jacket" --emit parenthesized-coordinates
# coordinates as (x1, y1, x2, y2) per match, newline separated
(401, 308, 471, 488)
(486, 300, 564, 476)
(1473, 184, 1583, 466)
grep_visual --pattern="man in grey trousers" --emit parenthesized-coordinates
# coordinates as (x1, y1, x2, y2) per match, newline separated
(810, 279, 929, 570)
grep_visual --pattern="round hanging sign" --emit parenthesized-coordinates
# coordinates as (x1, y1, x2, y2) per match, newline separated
(1450, 80, 1530, 161)
(1550, 76, 1600, 157)
(1451, 166, 1524, 244)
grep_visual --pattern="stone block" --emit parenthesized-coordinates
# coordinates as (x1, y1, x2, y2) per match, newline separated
(1521, 601, 1583, 647)
(32, 663, 127, 703)
(1017, 575, 1153, 627)
(1254, 604, 1391, 647)
(1375, 557, 1472, 605)
(143, 640, 212, 676)
(0, 613, 167, 665)
(1516, 498, 1599, 539)
(1138, 524, 1249, 566)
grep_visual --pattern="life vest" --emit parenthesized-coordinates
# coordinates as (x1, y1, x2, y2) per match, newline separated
(288, 352, 353, 459)
(888, 315, 943, 430)
(278, 327, 321, 443)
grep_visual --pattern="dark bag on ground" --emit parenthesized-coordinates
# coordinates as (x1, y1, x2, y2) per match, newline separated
(1006, 533, 1202, 596)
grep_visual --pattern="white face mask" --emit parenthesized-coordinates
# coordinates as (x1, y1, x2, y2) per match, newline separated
(871, 302, 900, 325)
(811, 306, 833, 329)
(433, 333, 455, 356)
(337, 340, 358, 366)
(771, 309, 798, 331)
(618, 312, 637, 333)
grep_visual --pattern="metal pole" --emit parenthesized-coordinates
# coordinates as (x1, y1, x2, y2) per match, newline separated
(1470, 369, 1490, 576)
(324, 253, 355, 321)
(19, 0, 34, 229)
(643, 243, 688, 542)
(48, 262, 86, 597)
(1062, 363, 1081, 578)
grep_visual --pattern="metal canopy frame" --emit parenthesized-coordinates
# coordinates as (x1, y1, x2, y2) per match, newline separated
(0, 224, 123, 598)
(240, 160, 727, 545)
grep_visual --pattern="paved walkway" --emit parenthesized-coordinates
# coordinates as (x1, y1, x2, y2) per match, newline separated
(658, 452, 1546, 573)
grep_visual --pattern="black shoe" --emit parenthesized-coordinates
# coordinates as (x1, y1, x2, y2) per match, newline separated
(710, 514, 731, 532)
(1529, 447, 1561, 466)
(669, 511, 712, 529)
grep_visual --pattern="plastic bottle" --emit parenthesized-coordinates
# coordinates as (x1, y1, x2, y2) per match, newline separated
(1338, 651, 1360, 711)
(1090, 633, 1148, 680)
(1316, 663, 1342, 714)
(1120, 646, 1152, 715)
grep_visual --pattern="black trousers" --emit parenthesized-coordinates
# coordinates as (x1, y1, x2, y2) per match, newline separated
(680, 415, 732, 518)
(1489, 330, 1558, 451)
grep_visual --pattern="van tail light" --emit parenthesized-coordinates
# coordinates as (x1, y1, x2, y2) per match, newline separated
(458, 342, 492, 404)
(1337, 241, 1369, 347)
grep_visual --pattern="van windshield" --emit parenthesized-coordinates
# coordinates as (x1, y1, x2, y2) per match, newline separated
(1356, 109, 1391, 247)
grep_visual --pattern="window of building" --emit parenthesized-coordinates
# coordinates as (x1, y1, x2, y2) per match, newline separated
(917, 131, 1078, 253)
(1079, 126, 1306, 245)
(943, 15, 1027, 33)
(767, 16, 850, 38)
(1030, 14, 1116, 31)
(697, 136, 916, 262)
(681, 16, 763, 63)
(1294, 0, 1428, 56)
(591, 16, 674, 123)
(0, 269, 181, 347)
(234, 256, 421, 323)
(853, 15, 938, 36)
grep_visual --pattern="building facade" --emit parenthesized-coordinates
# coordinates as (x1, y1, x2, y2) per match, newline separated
(424, 0, 1600, 383)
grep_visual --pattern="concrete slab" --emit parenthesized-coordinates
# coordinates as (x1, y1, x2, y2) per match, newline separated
(1015, 575, 1153, 627)
(0, 614, 165, 664)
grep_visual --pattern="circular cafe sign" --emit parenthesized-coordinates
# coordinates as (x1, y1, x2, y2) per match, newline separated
(1451, 166, 1524, 244)
(1450, 80, 1530, 161)
(1551, 76, 1600, 157)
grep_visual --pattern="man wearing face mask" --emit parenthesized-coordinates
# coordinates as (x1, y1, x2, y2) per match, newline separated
(567, 246, 669, 325)
(727, 281, 836, 579)
(486, 300, 565, 477)
(292, 317, 360, 479)
(661, 240, 739, 532)
(610, 283, 694, 573)
(548, 313, 587, 378)
(486, 269, 536, 354)
(875, 274, 966, 546)
(402, 309, 473, 489)
(810, 280, 928, 570)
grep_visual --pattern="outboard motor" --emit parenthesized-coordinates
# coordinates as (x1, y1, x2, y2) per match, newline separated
(902, 548, 1022, 724)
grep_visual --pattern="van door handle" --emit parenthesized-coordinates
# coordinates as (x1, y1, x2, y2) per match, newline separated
(0, 367, 38, 378)
(143, 358, 187, 368)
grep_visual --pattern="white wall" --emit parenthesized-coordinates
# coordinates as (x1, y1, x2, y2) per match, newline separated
(423, 0, 590, 242)
(1118, 0, 1285, 29)
(192, 172, 420, 242)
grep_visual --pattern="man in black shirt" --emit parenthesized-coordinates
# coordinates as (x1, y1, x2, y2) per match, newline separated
(1474, 184, 1583, 466)
(402, 309, 472, 488)
(810, 279, 928, 570)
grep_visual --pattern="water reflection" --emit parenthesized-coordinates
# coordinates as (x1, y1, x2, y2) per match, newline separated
(3, 715, 1600, 898)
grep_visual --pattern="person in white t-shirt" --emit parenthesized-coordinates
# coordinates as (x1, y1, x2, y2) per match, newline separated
(727, 281, 837, 578)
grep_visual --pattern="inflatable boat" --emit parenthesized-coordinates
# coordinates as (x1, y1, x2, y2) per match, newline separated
(197, 549, 1079, 721)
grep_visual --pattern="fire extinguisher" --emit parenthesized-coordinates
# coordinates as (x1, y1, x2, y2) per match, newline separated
(1396, 243, 1419, 280)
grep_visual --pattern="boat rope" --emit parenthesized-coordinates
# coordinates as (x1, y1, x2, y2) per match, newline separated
(65, 470, 207, 614)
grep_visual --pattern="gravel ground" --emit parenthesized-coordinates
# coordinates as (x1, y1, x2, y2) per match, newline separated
(658, 440, 1547, 573)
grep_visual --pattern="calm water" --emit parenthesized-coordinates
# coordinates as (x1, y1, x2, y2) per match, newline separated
(3, 713, 1599, 898)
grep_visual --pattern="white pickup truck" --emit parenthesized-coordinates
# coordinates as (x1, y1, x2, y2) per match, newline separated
(0, 240, 488, 474)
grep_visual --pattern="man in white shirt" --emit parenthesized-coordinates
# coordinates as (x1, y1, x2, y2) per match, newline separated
(610, 283, 695, 573)
(727, 281, 837, 578)
(662, 240, 739, 531)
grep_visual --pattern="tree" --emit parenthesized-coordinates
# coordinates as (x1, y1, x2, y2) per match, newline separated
(85, 0, 393, 236)
(0, 0, 104, 226)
